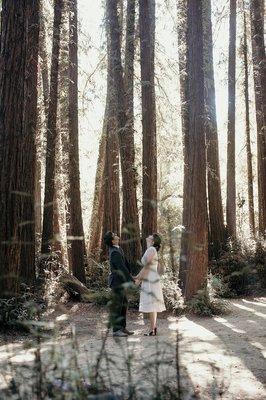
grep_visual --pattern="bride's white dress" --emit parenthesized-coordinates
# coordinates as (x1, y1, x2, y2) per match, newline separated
(139, 246, 166, 313)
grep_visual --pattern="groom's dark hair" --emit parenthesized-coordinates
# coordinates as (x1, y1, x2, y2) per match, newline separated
(103, 231, 114, 247)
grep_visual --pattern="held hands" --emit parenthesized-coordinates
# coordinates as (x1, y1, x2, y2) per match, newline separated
(133, 276, 141, 286)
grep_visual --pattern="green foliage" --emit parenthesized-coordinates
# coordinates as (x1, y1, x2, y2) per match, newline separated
(0, 285, 41, 331)
(211, 243, 259, 297)
(208, 273, 229, 298)
(161, 276, 184, 314)
(158, 200, 182, 273)
(186, 287, 230, 317)
(255, 241, 266, 288)
(257, 264, 266, 288)
(86, 259, 110, 290)
(91, 288, 112, 305)
(126, 283, 141, 309)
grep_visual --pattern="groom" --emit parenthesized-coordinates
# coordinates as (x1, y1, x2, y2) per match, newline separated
(103, 231, 135, 337)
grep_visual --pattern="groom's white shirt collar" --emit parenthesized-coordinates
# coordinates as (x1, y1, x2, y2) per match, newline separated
(114, 245, 119, 248)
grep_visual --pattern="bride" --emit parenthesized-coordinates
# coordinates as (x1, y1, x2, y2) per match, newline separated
(134, 233, 166, 336)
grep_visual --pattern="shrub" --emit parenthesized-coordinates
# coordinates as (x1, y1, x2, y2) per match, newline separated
(257, 264, 266, 288)
(255, 241, 266, 288)
(91, 288, 112, 306)
(211, 249, 256, 297)
(86, 259, 110, 290)
(161, 275, 184, 313)
(43, 266, 69, 306)
(208, 273, 229, 298)
(186, 287, 230, 317)
(0, 285, 42, 331)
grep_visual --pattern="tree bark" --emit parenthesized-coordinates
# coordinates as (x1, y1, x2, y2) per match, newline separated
(35, 83, 43, 247)
(243, 4, 255, 237)
(100, 23, 121, 261)
(52, 128, 65, 264)
(57, 5, 70, 271)
(102, 109, 120, 240)
(41, 0, 64, 260)
(39, 2, 49, 114)
(226, 0, 237, 240)
(35, 2, 50, 248)
(139, 0, 157, 249)
(67, 0, 86, 283)
(177, 0, 189, 292)
(125, 0, 135, 136)
(180, 0, 208, 300)
(60, 272, 95, 301)
(106, 0, 141, 272)
(88, 123, 107, 260)
(202, 0, 226, 258)
(250, 0, 266, 237)
(88, 126, 107, 260)
(0, 0, 40, 295)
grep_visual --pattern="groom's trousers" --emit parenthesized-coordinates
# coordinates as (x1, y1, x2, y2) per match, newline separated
(109, 287, 128, 332)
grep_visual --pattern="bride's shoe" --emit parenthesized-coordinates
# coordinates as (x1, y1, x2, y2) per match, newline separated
(144, 327, 157, 336)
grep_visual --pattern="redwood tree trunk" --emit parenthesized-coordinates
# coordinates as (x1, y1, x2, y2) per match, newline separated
(139, 0, 157, 249)
(177, 0, 189, 292)
(88, 126, 107, 259)
(102, 88, 120, 242)
(180, 0, 208, 300)
(40, 2, 49, 114)
(125, 0, 135, 134)
(243, 5, 255, 237)
(0, 0, 40, 295)
(250, 0, 266, 237)
(41, 0, 63, 259)
(100, 22, 121, 260)
(226, 0, 237, 240)
(106, 0, 141, 271)
(35, 86, 43, 246)
(68, 0, 86, 283)
(202, 0, 226, 258)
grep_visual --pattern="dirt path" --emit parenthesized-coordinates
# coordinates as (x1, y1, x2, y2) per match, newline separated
(0, 297, 265, 399)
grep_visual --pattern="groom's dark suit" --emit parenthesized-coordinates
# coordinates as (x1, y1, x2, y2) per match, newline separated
(108, 246, 133, 332)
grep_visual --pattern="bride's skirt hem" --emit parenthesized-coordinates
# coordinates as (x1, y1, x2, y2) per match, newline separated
(139, 307, 166, 313)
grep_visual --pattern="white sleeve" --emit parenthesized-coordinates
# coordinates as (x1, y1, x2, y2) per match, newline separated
(144, 246, 156, 264)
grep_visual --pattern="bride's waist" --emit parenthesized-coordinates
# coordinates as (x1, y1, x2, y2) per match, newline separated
(146, 269, 159, 277)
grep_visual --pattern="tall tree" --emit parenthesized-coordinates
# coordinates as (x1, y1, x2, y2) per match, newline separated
(35, 79, 43, 246)
(101, 13, 121, 256)
(58, 5, 71, 270)
(179, 0, 208, 300)
(106, 0, 141, 271)
(243, 3, 255, 236)
(35, 4, 49, 251)
(41, 0, 64, 259)
(88, 128, 107, 259)
(125, 0, 136, 135)
(0, 0, 40, 295)
(226, 0, 237, 239)
(101, 87, 120, 244)
(39, 2, 49, 114)
(139, 0, 157, 249)
(67, 0, 86, 283)
(88, 1, 126, 261)
(202, 0, 226, 257)
(177, 0, 189, 292)
(250, 0, 266, 237)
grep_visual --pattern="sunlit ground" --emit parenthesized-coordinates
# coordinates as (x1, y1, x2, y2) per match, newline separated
(0, 298, 265, 399)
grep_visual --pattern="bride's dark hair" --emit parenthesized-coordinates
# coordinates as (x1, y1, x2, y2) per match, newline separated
(152, 233, 161, 251)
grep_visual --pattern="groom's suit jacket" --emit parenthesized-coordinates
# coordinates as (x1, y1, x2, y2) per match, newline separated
(108, 246, 133, 289)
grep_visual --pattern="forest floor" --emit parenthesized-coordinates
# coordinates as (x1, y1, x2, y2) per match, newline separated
(0, 297, 265, 399)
